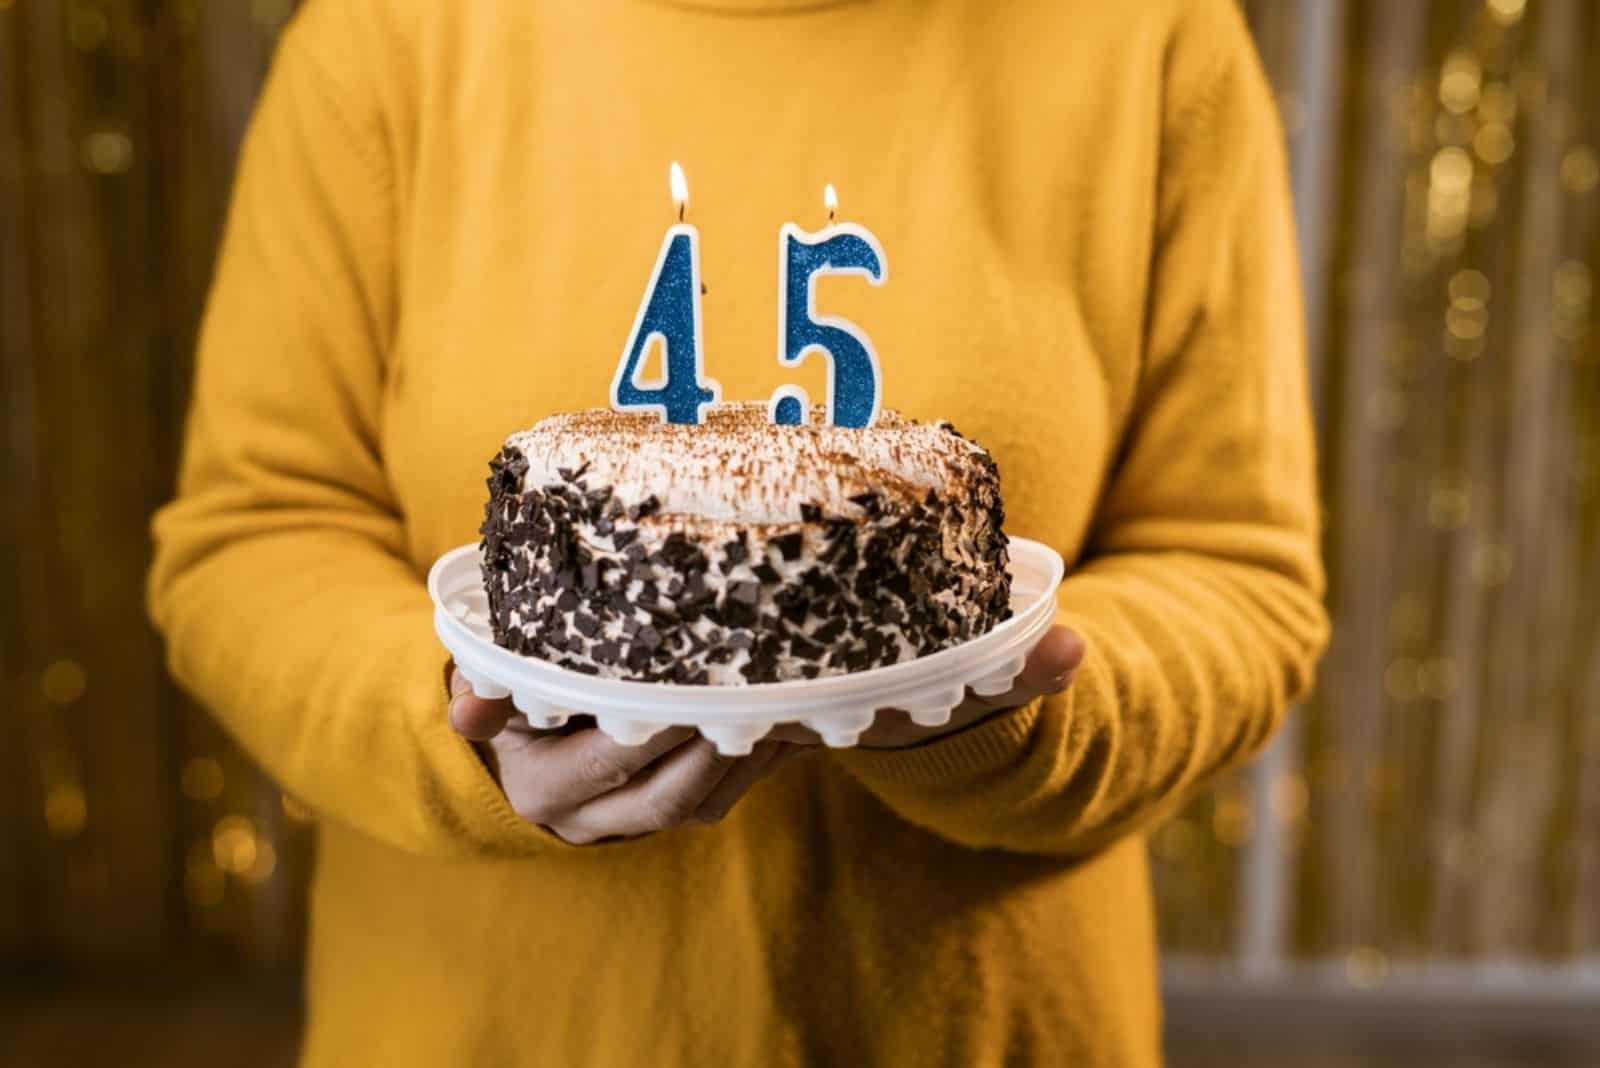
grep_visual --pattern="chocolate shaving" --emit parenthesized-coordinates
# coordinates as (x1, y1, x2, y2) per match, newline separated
(772, 532, 805, 561)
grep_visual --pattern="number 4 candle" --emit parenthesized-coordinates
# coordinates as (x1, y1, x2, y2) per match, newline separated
(769, 183, 888, 429)
(611, 162, 722, 425)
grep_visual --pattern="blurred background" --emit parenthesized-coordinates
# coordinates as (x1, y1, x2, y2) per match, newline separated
(2, 0, 1597, 1065)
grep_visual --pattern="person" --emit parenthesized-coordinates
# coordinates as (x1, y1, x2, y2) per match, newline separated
(148, 0, 1328, 1064)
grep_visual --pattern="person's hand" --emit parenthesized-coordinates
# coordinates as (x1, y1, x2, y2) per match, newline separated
(768, 625, 1086, 750)
(448, 669, 801, 845)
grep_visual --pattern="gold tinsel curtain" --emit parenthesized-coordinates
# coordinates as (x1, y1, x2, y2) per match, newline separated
(1, 0, 307, 969)
(2, 0, 1596, 978)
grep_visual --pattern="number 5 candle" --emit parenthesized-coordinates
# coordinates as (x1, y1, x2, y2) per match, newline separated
(769, 183, 888, 429)
(611, 162, 722, 425)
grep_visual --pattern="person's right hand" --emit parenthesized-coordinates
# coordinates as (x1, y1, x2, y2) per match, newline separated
(448, 667, 800, 845)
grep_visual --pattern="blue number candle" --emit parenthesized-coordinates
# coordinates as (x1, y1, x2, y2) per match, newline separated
(611, 162, 721, 425)
(770, 184, 887, 429)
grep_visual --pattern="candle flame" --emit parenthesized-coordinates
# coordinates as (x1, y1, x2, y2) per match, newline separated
(670, 161, 688, 220)
(824, 183, 838, 223)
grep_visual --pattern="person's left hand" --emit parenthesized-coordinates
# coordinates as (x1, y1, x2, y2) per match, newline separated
(768, 625, 1086, 750)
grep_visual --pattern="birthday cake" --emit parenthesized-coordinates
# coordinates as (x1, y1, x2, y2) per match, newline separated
(478, 403, 1011, 684)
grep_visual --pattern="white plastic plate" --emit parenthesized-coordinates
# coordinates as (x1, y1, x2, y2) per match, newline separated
(429, 536, 1065, 755)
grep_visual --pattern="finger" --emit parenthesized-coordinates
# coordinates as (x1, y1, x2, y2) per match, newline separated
(763, 723, 824, 746)
(493, 724, 698, 827)
(1019, 625, 1087, 692)
(967, 626, 1086, 711)
(770, 742, 812, 767)
(692, 741, 787, 823)
(525, 725, 700, 809)
(558, 738, 738, 841)
(448, 669, 517, 741)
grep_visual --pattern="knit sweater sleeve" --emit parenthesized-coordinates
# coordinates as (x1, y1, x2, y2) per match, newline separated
(146, 9, 561, 859)
(834, 5, 1330, 858)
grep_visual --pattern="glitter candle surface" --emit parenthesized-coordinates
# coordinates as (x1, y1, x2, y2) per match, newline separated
(772, 184, 888, 429)
(610, 162, 720, 425)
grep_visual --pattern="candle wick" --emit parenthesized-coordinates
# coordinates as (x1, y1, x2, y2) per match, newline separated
(827, 209, 835, 225)
(679, 203, 685, 223)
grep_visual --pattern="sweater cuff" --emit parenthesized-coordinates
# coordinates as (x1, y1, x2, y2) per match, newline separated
(832, 698, 1043, 788)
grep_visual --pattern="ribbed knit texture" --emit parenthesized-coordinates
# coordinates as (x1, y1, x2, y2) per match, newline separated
(148, 1, 1328, 1064)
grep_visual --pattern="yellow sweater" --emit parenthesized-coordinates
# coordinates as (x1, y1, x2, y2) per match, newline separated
(149, 1, 1327, 1064)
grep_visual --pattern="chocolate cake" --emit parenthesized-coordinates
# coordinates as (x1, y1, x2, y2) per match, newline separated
(478, 403, 1010, 684)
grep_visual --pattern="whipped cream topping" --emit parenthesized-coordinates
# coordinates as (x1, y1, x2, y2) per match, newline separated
(504, 403, 991, 524)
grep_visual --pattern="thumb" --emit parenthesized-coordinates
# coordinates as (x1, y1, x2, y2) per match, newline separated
(1015, 626, 1087, 696)
(448, 667, 516, 741)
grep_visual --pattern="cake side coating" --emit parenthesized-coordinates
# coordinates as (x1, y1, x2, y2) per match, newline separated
(479, 403, 1010, 684)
